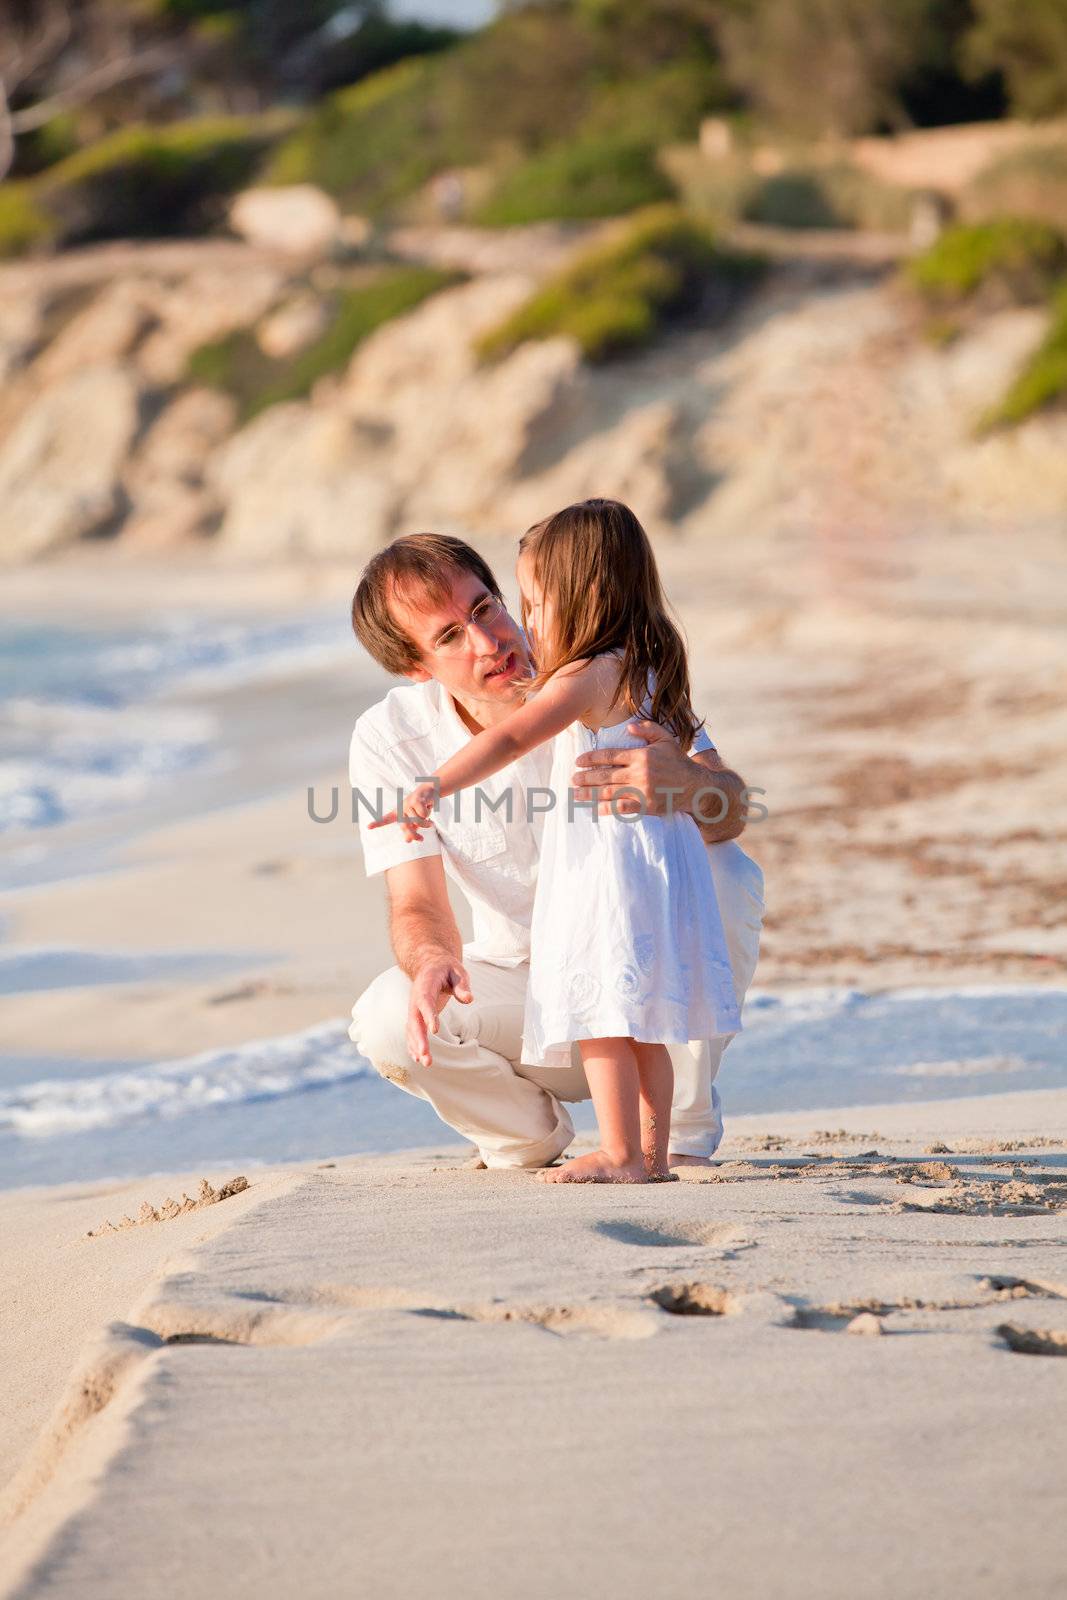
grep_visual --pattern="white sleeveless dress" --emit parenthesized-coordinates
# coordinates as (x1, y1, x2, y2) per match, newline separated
(521, 703, 742, 1068)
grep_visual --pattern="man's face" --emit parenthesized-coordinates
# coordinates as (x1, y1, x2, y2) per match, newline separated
(390, 567, 532, 724)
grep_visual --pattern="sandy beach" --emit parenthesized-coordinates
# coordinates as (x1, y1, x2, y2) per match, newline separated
(3, 512, 1067, 1593)
(5, 3, 1067, 1586)
(3, 272, 1067, 1595)
(2, 1091, 1065, 1599)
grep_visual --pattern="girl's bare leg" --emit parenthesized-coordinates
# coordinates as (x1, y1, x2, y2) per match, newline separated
(536, 1037, 646, 1184)
(634, 1042, 674, 1179)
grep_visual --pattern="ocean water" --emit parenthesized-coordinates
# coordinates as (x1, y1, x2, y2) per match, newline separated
(2, 985, 1065, 1191)
(0, 609, 380, 892)
(0, 612, 357, 838)
(0, 605, 389, 1188)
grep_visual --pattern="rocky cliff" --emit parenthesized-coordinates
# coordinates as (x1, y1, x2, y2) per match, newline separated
(1, 220, 1065, 567)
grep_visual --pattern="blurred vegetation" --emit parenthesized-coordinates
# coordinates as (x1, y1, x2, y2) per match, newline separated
(475, 203, 764, 362)
(0, 2, 461, 190)
(2, 0, 1067, 259)
(0, 182, 57, 258)
(742, 170, 844, 229)
(473, 58, 727, 225)
(266, 10, 730, 221)
(33, 115, 289, 247)
(186, 264, 458, 419)
(263, 59, 448, 212)
(964, 141, 1067, 230)
(907, 213, 1067, 430)
(160, 0, 460, 90)
(476, 137, 674, 226)
(906, 218, 1067, 305)
(12, 114, 82, 179)
(665, 146, 914, 231)
(716, 0, 993, 137)
(982, 279, 1067, 426)
(964, 0, 1067, 119)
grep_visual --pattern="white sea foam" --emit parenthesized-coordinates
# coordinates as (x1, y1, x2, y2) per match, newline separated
(891, 1055, 1029, 1078)
(96, 613, 351, 695)
(0, 700, 218, 832)
(0, 1021, 371, 1138)
(741, 984, 1067, 1025)
(1, 611, 352, 836)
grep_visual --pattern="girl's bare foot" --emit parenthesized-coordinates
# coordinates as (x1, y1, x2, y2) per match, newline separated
(535, 1149, 647, 1184)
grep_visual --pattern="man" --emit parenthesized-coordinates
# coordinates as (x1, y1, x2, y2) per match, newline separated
(348, 528, 763, 1170)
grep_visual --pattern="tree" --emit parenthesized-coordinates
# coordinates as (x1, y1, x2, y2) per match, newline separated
(715, 0, 948, 137)
(965, 0, 1067, 118)
(0, 2, 183, 182)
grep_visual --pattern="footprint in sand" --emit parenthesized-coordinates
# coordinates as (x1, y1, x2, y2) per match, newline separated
(592, 1218, 752, 1250)
(648, 1282, 737, 1316)
(788, 1275, 1067, 1336)
(996, 1324, 1067, 1356)
(242, 1282, 662, 1340)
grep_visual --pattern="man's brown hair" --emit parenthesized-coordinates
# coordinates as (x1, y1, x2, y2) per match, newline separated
(351, 533, 503, 676)
(518, 498, 702, 747)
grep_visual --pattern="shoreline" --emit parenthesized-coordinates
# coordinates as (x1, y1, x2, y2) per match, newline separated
(4, 758, 1063, 1073)
(3, 1085, 1065, 1599)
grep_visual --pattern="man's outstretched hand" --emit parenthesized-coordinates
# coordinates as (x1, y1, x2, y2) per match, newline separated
(406, 955, 473, 1067)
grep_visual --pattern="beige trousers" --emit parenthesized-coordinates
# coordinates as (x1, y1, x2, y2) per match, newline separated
(350, 841, 764, 1168)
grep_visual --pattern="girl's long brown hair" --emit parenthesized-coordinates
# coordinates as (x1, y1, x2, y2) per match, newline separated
(518, 499, 702, 747)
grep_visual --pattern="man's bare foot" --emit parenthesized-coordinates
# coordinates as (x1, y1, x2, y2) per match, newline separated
(535, 1149, 647, 1184)
(668, 1153, 714, 1169)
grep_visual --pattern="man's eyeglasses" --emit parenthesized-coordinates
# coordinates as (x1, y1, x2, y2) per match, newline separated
(431, 593, 507, 655)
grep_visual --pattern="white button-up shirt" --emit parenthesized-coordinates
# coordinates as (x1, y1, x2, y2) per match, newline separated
(350, 678, 714, 969)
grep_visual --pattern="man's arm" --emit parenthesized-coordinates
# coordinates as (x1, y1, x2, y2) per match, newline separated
(571, 722, 750, 844)
(385, 854, 472, 1066)
(688, 746, 748, 844)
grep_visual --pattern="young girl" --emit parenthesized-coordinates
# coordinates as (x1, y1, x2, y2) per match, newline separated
(375, 498, 741, 1184)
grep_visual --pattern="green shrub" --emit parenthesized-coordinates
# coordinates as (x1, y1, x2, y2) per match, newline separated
(964, 0, 1067, 119)
(665, 146, 913, 233)
(981, 280, 1067, 428)
(38, 115, 289, 245)
(577, 59, 729, 148)
(476, 137, 673, 227)
(717, 0, 945, 138)
(476, 205, 764, 364)
(0, 182, 56, 258)
(906, 219, 1067, 306)
(474, 56, 727, 228)
(188, 265, 458, 420)
(814, 162, 914, 233)
(965, 142, 1067, 231)
(263, 13, 728, 222)
(263, 10, 608, 219)
(659, 144, 759, 228)
(743, 170, 844, 229)
(13, 112, 81, 178)
(264, 59, 445, 215)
